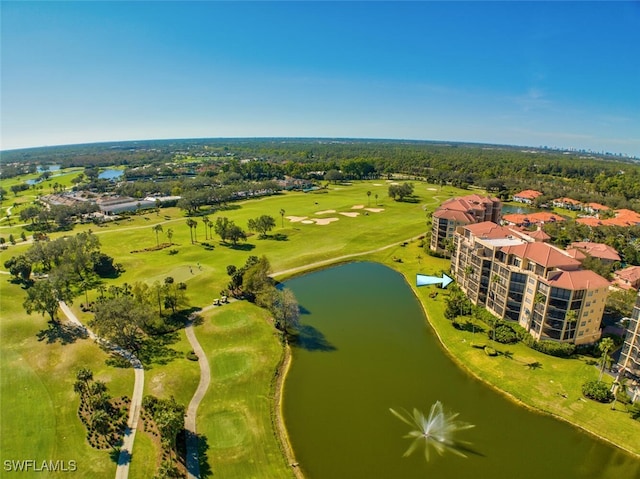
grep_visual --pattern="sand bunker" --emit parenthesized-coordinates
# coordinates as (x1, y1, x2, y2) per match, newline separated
(286, 216, 308, 223)
(351, 204, 365, 209)
(316, 209, 336, 215)
(340, 212, 359, 217)
(301, 220, 315, 224)
(365, 208, 384, 213)
(427, 187, 438, 191)
(314, 217, 339, 225)
(373, 183, 383, 186)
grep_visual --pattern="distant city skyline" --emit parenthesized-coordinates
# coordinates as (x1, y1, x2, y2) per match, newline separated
(2, 1, 639, 156)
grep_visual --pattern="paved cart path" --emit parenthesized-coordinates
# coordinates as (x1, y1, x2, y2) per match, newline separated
(58, 301, 144, 479)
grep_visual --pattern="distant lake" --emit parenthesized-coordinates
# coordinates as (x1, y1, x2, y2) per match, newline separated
(36, 165, 61, 173)
(98, 169, 124, 180)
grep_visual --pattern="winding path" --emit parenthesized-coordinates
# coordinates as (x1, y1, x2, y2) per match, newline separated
(58, 301, 144, 479)
(183, 310, 213, 479)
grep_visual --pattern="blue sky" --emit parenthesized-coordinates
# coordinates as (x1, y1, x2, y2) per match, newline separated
(2, 1, 639, 156)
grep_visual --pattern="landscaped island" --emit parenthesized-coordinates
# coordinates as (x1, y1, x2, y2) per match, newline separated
(1, 139, 639, 477)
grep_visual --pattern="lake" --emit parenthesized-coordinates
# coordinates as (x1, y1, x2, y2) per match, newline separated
(98, 169, 124, 180)
(502, 204, 539, 215)
(282, 262, 639, 479)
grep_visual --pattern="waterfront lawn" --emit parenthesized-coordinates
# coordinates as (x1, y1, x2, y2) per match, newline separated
(194, 302, 293, 478)
(362, 241, 640, 457)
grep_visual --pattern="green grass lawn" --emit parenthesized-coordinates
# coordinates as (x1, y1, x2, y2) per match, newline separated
(194, 302, 292, 478)
(2, 179, 637, 478)
(1, 181, 459, 476)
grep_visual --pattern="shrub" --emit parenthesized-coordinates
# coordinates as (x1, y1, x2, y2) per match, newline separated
(484, 346, 498, 356)
(471, 342, 486, 349)
(629, 402, 640, 420)
(582, 380, 614, 403)
(186, 350, 198, 361)
(532, 339, 575, 358)
(492, 324, 518, 344)
(511, 323, 530, 342)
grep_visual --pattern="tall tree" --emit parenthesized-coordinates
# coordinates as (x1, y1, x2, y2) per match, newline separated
(23, 279, 71, 323)
(152, 224, 163, 247)
(598, 337, 615, 382)
(214, 217, 231, 243)
(89, 296, 152, 352)
(202, 216, 210, 240)
(247, 215, 276, 238)
(271, 288, 300, 338)
(185, 218, 197, 244)
(280, 208, 286, 228)
(227, 224, 247, 245)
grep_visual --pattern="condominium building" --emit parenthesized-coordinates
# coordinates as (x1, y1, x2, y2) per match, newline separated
(430, 194, 501, 253)
(452, 221, 610, 345)
(618, 292, 640, 380)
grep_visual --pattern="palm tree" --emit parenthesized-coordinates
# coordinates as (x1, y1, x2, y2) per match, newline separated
(390, 401, 475, 461)
(152, 224, 163, 247)
(166, 228, 173, 245)
(598, 337, 615, 382)
(186, 218, 197, 244)
(280, 208, 285, 228)
(564, 310, 578, 339)
(367, 190, 372, 206)
(610, 375, 628, 410)
(375, 193, 379, 205)
(202, 216, 210, 240)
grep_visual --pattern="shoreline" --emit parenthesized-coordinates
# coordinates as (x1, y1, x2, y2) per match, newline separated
(271, 258, 639, 477)
(272, 342, 305, 479)
(401, 268, 640, 460)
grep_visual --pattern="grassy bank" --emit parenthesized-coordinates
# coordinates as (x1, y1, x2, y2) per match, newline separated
(358, 240, 640, 457)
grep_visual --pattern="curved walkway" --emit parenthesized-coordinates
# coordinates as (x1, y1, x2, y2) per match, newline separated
(184, 310, 212, 479)
(58, 301, 144, 479)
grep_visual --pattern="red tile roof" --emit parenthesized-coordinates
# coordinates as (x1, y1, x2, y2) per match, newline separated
(585, 202, 610, 211)
(433, 209, 475, 223)
(501, 242, 581, 269)
(578, 209, 640, 227)
(546, 269, 611, 290)
(614, 266, 640, 289)
(514, 190, 543, 200)
(576, 217, 602, 227)
(569, 242, 621, 261)
(464, 221, 515, 239)
(565, 248, 587, 260)
(553, 197, 582, 205)
(502, 212, 565, 225)
(434, 194, 500, 223)
(527, 228, 550, 241)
